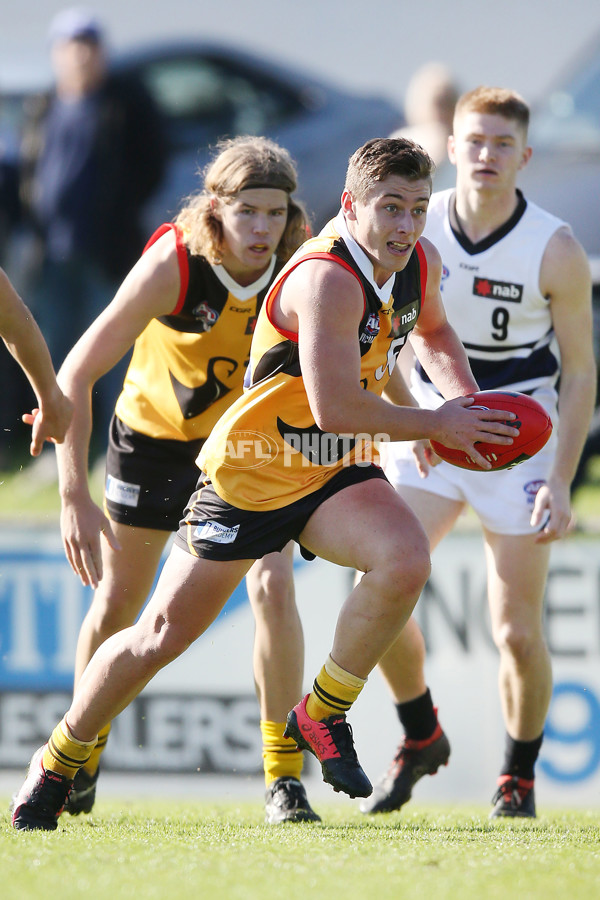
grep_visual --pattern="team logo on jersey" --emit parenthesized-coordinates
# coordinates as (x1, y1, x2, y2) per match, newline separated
(192, 302, 219, 330)
(170, 356, 238, 419)
(473, 277, 523, 303)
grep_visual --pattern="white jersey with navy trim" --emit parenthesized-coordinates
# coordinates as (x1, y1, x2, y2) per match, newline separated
(412, 188, 567, 409)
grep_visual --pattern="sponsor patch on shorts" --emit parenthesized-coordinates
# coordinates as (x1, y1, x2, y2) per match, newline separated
(105, 474, 141, 508)
(194, 520, 240, 544)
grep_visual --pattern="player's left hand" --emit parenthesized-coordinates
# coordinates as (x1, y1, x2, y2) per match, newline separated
(22, 392, 73, 456)
(411, 439, 442, 478)
(531, 479, 572, 543)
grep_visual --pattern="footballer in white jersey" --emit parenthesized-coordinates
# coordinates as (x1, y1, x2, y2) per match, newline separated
(385, 187, 566, 534)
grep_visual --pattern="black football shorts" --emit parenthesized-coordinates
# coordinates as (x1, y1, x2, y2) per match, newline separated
(104, 415, 205, 531)
(173, 462, 389, 561)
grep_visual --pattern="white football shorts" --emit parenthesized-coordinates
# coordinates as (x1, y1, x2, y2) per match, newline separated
(383, 387, 559, 536)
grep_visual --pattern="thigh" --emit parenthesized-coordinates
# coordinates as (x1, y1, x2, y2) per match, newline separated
(483, 529, 551, 632)
(136, 544, 253, 643)
(99, 522, 171, 609)
(298, 476, 428, 573)
(395, 484, 464, 549)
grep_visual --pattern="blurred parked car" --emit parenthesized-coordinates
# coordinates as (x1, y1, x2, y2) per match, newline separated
(521, 33, 600, 295)
(126, 41, 403, 230)
(430, 35, 600, 288)
(1, 40, 403, 238)
(433, 34, 600, 380)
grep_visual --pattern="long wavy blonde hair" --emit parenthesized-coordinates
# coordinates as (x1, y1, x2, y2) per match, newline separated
(175, 135, 310, 264)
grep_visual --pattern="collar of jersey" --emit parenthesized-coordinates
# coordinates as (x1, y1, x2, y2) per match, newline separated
(211, 255, 276, 301)
(334, 211, 395, 305)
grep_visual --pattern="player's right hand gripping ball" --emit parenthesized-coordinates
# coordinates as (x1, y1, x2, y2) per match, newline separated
(430, 390, 553, 471)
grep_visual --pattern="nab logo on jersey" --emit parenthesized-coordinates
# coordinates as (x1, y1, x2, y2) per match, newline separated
(473, 277, 523, 303)
(390, 300, 419, 339)
(245, 316, 258, 335)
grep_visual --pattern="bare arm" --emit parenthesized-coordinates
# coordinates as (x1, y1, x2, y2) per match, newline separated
(532, 227, 597, 542)
(0, 268, 72, 455)
(387, 240, 481, 476)
(382, 356, 417, 407)
(408, 238, 479, 399)
(273, 251, 517, 466)
(381, 355, 437, 476)
(55, 231, 181, 585)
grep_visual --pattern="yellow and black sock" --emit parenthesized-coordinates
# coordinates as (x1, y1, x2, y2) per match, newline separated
(261, 720, 304, 787)
(306, 655, 366, 721)
(43, 716, 97, 779)
(82, 722, 111, 776)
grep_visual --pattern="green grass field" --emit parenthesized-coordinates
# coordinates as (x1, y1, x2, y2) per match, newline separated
(1, 799, 599, 900)
(1, 455, 599, 898)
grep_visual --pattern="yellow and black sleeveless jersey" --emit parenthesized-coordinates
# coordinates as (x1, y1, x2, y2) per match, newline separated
(199, 215, 427, 510)
(115, 223, 279, 441)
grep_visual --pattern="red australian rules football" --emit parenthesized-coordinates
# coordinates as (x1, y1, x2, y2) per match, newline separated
(430, 390, 553, 471)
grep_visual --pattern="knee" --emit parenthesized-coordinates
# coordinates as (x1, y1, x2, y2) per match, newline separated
(374, 539, 431, 602)
(136, 618, 192, 670)
(248, 565, 294, 613)
(88, 591, 140, 638)
(398, 546, 431, 598)
(493, 620, 545, 664)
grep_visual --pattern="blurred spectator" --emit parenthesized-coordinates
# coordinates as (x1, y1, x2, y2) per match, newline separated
(0, 140, 20, 265)
(18, 7, 167, 458)
(0, 266, 72, 457)
(0, 102, 27, 464)
(390, 62, 460, 167)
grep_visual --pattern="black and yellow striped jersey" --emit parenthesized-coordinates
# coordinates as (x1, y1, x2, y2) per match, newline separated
(199, 214, 427, 510)
(115, 223, 279, 441)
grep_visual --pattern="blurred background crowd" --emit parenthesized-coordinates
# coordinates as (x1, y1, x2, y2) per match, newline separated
(0, 2, 599, 489)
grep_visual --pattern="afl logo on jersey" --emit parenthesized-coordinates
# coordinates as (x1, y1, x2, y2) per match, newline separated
(193, 302, 219, 330)
(440, 264, 450, 290)
(360, 312, 380, 345)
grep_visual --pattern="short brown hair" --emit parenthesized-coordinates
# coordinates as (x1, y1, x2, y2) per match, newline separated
(454, 86, 529, 135)
(344, 137, 435, 201)
(175, 136, 310, 264)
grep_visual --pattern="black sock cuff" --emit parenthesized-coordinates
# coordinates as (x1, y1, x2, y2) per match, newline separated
(395, 688, 437, 741)
(501, 731, 544, 780)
